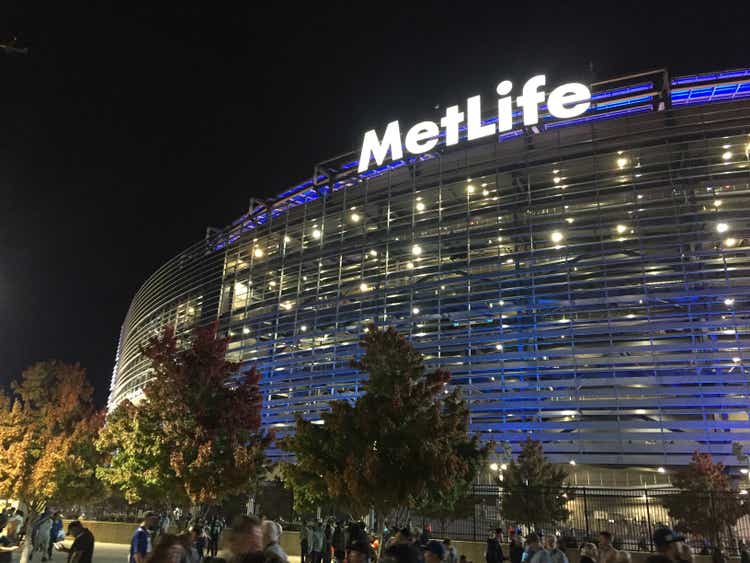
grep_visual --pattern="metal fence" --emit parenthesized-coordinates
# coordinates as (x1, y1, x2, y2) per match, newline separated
(413, 486, 750, 554)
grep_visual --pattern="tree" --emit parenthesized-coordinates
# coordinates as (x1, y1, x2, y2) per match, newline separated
(97, 322, 272, 510)
(280, 324, 490, 533)
(499, 437, 571, 529)
(96, 399, 188, 507)
(663, 452, 750, 554)
(0, 361, 105, 563)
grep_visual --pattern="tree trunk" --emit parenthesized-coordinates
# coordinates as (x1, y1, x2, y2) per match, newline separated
(18, 506, 37, 563)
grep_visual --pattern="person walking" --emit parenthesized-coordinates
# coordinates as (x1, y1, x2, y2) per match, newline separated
(227, 515, 265, 563)
(509, 535, 524, 563)
(263, 520, 288, 563)
(32, 509, 53, 561)
(323, 520, 333, 563)
(645, 528, 687, 563)
(486, 529, 505, 563)
(332, 522, 346, 563)
(310, 521, 325, 563)
(48, 513, 64, 560)
(544, 536, 568, 563)
(598, 533, 617, 563)
(444, 539, 459, 563)
(0, 518, 21, 563)
(147, 534, 186, 563)
(300, 521, 309, 563)
(130, 513, 159, 563)
(579, 544, 598, 563)
(423, 541, 446, 563)
(54, 521, 94, 563)
(524, 534, 551, 563)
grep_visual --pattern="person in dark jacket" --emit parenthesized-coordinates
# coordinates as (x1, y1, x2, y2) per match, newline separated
(645, 528, 687, 563)
(332, 523, 346, 563)
(486, 529, 505, 563)
(509, 535, 524, 563)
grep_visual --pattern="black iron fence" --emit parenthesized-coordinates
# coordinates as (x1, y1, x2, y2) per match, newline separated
(413, 486, 750, 555)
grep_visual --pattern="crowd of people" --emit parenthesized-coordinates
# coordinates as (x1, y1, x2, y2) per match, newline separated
(3, 504, 750, 563)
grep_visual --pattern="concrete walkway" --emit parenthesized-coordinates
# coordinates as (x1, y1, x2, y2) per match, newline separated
(10, 543, 303, 563)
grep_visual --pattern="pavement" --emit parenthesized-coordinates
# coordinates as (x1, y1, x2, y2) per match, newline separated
(11, 543, 303, 563)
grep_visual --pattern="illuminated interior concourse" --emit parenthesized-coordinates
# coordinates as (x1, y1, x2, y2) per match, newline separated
(109, 68, 750, 468)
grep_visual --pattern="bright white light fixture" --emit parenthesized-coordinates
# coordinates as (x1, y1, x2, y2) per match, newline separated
(242, 327, 250, 334)
(550, 230, 564, 244)
(416, 201, 426, 212)
(495, 344, 503, 350)
(725, 237, 738, 247)
(569, 459, 576, 466)
(411, 244, 422, 256)
(490, 463, 499, 471)
(741, 468, 749, 474)
(312, 228, 322, 239)
(253, 247, 265, 258)
(722, 151, 733, 161)
(466, 184, 475, 194)
(724, 298, 735, 306)
(350, 212, 361, 222)
(406, 261, 415, 270)
(359, 282, 369, 292)
(300, 325, 307, 332)
(565, 217, 574, 224)
(733, 357, 741, 363)
(657, 466, 666, 474)
(713, 199, 723, 207)
(500, 463, 507, 471)
(717, 222, 730, 234)
(284, 235, 291, 243)
(553, 176, 561, 184)
(482, 189, 490, 196)
(412, 307, 420, 314)
(741, 489, 748, 495)
(369, 249, 378, 257)
(617, 157, 628, 169)
(616, 224, 627, 234)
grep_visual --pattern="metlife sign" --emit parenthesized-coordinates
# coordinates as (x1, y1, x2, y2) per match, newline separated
(357, 75, 591, 173)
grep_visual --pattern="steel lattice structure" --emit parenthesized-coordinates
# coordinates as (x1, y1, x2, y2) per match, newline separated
(108, 68, 750, 467)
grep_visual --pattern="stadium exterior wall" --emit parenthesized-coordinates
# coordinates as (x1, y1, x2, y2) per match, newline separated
(108, 68, 750, 468)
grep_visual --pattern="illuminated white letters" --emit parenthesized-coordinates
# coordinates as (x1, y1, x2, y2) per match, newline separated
(404, 121, 440, 154)
(517, 74, 547, 126)
(466, 95, 496, 141)
(496, 80, 514, 133)
(547, 82, 591, 118)
(359, 121, 403, 171)
(440, 105, 464, 147)
(357, 74, 592, 173)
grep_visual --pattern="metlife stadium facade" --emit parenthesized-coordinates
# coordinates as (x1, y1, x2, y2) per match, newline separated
(109, 68, 750, 468)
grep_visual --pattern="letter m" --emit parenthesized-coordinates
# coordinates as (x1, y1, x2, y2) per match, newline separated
(357, 121, 403, 173)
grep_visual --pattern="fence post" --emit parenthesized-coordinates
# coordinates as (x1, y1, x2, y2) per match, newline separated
(582, 488, 590, 539)
(473, 504, 477, 541)
(644, 489, 653, 552)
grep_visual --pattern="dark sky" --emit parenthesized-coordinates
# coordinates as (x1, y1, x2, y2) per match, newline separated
(1, 4, 748, 407)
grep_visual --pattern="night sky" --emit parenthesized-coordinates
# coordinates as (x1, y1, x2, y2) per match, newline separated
(1, 4, 748, 407)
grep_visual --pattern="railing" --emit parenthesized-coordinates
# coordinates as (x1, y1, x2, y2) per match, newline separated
(413, 485, 750, 555)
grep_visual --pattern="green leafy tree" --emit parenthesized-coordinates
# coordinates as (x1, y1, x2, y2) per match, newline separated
(280, 324, 490, 533)
(96, 399, 188, 507)
(97, 322, 272, 510)
(663, 452, 750, 554)
(499, 437, 571, 529)
(0, 361, 105, 563)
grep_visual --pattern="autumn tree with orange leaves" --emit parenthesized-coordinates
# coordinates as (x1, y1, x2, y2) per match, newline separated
(280, 324, 490, 531)
(97, 323, 272, 510)
(0, 361, 105, 563)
